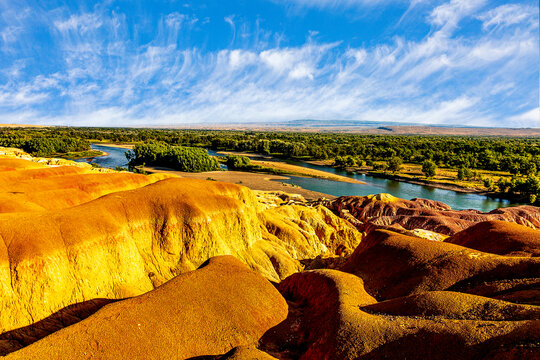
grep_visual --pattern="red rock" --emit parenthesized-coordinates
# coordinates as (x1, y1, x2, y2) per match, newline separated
(5, 256, 287, 359)
(446, 220, 540, 257)
(323, 194, 540, 235)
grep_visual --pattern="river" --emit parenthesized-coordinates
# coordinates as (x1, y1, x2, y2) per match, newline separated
(83, 144, 519, 212)
(74, 144, 130, 169)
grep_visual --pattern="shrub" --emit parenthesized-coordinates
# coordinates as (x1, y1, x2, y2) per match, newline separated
(422, 160, 437, 178)
(388, 156, 403, 173)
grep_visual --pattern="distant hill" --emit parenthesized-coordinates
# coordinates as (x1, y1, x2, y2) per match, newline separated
(0, 124, 48, 128)
(3, 121, 540, 136)
(161, 120, 540, 136)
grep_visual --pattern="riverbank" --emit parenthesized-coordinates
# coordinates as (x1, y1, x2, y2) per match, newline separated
(58, 149, 107, 159)
(84, 144, 519, 211)
(305, 159, 512, 196)
(216, 151, 365, 184)
(144, 167, 334, 201)
(364, 172, 486, 194)
(94, 145, 485, 192)
(95, 143, 135, 149)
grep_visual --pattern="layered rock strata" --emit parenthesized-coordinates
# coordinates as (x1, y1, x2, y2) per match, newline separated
(323, 194, 540, 235)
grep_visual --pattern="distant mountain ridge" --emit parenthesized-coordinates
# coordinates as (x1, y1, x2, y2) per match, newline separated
(154, 120, 540, 136)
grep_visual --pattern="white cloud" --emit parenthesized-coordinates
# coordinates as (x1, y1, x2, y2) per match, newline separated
(469, 41, 519, 62)
(509, 107, 540, 128)
(478, 4, 538, 31)
(260, 48, 297, 73)
(289, 63, 314, 80)
(0, 26, 21, 43)
(429, 0, 486, 31)
(0, 1, 537, 128)
(260, 43, 337, 76)
(54, 13, 103, 33)
(165, 12, 186, 28)
(228, 49, 257, 69)
(346, 48, 367, 64)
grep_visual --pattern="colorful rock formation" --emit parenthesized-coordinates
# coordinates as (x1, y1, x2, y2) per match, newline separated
(323, 194, 540, 235)
(1, 153, 539, 359)
(4, 256, 287, 359)
(446, 220, 540, 257)
(0, 155, 359, 334)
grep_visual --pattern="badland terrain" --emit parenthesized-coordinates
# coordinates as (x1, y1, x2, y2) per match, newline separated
(0, 147, 538, 359)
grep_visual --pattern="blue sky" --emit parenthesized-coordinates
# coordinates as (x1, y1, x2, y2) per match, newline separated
(0, 0, 538, 127)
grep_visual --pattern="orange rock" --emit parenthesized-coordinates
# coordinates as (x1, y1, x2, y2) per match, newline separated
(361, 290, 540, 320)
(5, 256, 287, 359)
(0, 177, 266, 331)
(340, 229, 540, 301)
(0, 171, 360, 332)
(446, 220, 540, 257)
(324, 195, 540, 235)
(271, 269, 540, 360)
(0, 158, 46, 171)
(218, 346, 279, 359)
(260, 204, 361, 257)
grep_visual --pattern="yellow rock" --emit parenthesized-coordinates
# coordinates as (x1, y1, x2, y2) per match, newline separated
(261, 204, 362, 258)
(0, 158, 362, 333)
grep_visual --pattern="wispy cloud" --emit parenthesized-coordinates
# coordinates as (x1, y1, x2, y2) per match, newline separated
(0, 0, 537, 127)
(509, 107, 540, 128)
(54, 13, 103, 33)
(478, 4, 538, 31)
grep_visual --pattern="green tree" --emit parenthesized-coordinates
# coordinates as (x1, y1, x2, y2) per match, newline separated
(483, 177, 497, 191)
(525, 162, 537, 176)
(388, 156, 403, 173)
(422, 160, 437, 178)
(225, 155, 251, 169)
(127, 142, 220, 172)
(457, 167, 465, 180)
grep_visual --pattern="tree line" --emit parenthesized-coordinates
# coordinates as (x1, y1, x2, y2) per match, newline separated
(0, 127, 538, 203)
(126, 142, 220, 172)
(2, 127, 538, 175)
(0, 131, 89, 157)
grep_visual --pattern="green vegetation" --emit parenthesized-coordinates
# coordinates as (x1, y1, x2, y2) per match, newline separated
(0, 132, 89, 157)
(388, 156, 403, 173)
(0, 126, 538, 203)
(57, 150, 104, 159)
(457, 167, 478, 181)
(225, 155, 288, 175)
(225, 155, 252, 169)
(422, 160, 437, 178)
(126, 142, 220, 172)
(334, 155, 358, 168)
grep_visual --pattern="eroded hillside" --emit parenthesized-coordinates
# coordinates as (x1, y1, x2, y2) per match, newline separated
(0, 152, 538, 359)
(0, 155, 360, 336)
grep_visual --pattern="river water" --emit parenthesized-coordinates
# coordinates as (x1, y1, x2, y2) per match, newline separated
(75, 144, 130, 168)
(84, 145, 519, 212)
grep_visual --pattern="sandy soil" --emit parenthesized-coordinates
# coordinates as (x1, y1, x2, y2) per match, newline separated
(250, 160, 365, 184)
(92, 150, 109, 157)
(96, 143, 135, 149)
(305, 160, 334, 166)
(217, 151, 272, 159)
(214, 151, 364, 184)
(144, 167, 334, 200)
